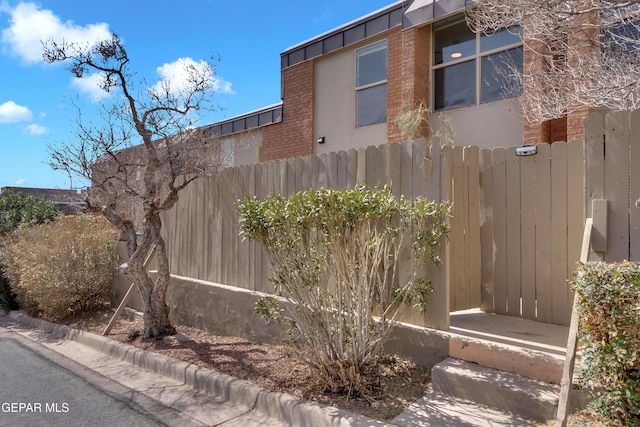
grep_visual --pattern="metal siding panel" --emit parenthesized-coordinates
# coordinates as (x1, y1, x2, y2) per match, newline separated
(344, 24, 366, 46)
(246, 114, 259, 129)
(221, 122, 233, 135)
(289, 48, 305, 66)
(389, 8, 403, 27)
(306, 41, 323, 59)
(273, 106, 283, 122)
(232, 119, 246, 133)
(258, 111, 272, 126)
(323, 33, 344, 53)
(365, 14, 389, 37)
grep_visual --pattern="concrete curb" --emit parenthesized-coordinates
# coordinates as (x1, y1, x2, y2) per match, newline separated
(7, 311, 388, 427)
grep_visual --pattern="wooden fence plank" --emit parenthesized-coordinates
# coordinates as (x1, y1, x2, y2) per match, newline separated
(520, 153, 536, 320)
(202, 177, 215, 283)
(387, 142, 402, 196)
(347, 148, 358, 188)
(605, 111, 631, 262)
(566, 140, 585, 289)
(401, 141, 414, 200)
(302, 156, 312, 191)
(366, 145, 379, 187)
(551, 142, 569, 325)
(212, 174, 223, 284)
(413, 139, 428, 200)
(337, 150, 348, 189)
(631, 111, 640, 260)
(584, 111, 606, 220)
(450, 146, 468, 310)
(327, 151, 338, 188)
(479, 149, 494, 312)
(237, 165, 250, 289)
(492, 148, 508, 315)
(535, 143, 552, 323)
(462, 147, 471, 309)
(295, 157, 304, 192)
(356, 147, 367, 185)
(398, 141, 414, 324)
(466, 146, 481, 309)
(246, 164, 256, 289)
(505, 147, 521, 316)
(286, 158, 296, 196)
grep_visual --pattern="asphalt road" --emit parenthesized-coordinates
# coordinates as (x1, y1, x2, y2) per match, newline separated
(0, 326, 168, 427)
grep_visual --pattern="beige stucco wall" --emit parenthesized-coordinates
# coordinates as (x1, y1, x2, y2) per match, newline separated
(314, 42, 387, 155)
(220, 129, 262, 166)
(314, 40, 522, 153)
(431, 98, 523, 149)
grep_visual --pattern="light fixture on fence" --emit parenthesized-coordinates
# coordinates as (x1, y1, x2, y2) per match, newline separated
(516, 145, 537, 156)
(317, 136, 326, 144)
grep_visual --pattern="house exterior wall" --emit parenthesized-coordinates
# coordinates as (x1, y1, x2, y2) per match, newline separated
(432, 99, 523, 149)
(269, 9, 527, 160)
(314, 36, 388, 155)
(219, 130, 262, 166)
(261, 61, 315, 161)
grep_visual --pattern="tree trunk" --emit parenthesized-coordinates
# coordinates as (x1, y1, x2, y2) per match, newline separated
(124, 210, 176, 339)
(142, 289, 175, 338)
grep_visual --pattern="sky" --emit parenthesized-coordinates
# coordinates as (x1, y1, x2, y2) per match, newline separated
(0, 0, 395, 190)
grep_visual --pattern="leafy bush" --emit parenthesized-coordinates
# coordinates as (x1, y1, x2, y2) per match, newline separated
(0, 189, 61, 234)
(1, 215, 119, 320)
(0, 190, 61, 312)
(573, 261, 640, 426)
(238, 185, 449, 396)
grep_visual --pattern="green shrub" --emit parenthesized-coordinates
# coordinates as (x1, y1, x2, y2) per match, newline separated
(0, 189, 61, 234)
(0, 190, 61, 312)
(573, 261, 640, 426)
(1, 215, 119, 320)
(238, 185, 449, 396)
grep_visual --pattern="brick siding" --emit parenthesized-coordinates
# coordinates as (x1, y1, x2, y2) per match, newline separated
(388, 25, 431, 142)
(262, 61, 315, 161)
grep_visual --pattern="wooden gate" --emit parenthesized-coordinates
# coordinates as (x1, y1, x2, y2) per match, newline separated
(478, 141, 584, 326)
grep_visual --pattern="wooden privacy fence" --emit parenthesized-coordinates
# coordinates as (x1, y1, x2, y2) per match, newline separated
(160, 139, 480, 330)
(115, 110, 640, 331)
(584, 110, 640, 262)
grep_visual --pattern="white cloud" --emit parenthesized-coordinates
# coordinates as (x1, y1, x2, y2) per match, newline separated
(153, 57, 234, 97)
(25, 123, 46, 135)
(0, 100, 32, 123)
(1, 2, 111, 64)
(15, 178, 26, 185)
(71, 72, 111, 102)
(214, 78, 234, 95)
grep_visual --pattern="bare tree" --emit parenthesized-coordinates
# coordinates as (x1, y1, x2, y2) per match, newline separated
(44, 34, 227, 338)
(467, 0, 640, 124)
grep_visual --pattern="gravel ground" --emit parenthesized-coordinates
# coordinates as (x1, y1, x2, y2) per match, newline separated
(62, 309, 432, 422)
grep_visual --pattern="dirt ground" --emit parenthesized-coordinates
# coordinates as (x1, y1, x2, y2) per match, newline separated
(61, 309, 431, 422)
(58, 309, 605, 425)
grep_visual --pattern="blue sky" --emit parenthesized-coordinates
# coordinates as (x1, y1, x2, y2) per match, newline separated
(0, 0, 394, 190)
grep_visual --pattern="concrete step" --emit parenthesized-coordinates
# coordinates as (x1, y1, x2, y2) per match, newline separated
(449, 309, 568, 385)
(392, 391, 540, 426)
(432, 357, 559, 422)
(448, 333, 564, 385)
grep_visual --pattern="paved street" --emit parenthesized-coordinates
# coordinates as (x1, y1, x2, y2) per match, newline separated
(0, 324, 189, 427)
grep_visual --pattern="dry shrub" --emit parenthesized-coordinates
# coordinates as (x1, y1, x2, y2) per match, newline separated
(1, 215, 119, 320)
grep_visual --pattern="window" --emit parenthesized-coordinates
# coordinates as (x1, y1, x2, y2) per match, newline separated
(356, 40, 387, 127)
(433, 15, 523, 111)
